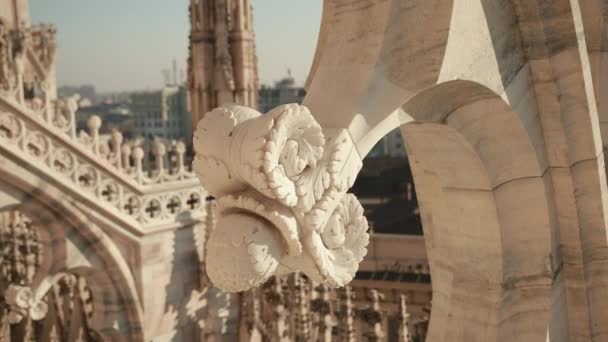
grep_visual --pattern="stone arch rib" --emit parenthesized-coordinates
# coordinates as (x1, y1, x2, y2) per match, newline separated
(361, 80, 553, 341)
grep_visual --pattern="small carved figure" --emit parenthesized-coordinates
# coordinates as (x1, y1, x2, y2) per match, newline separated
(45, 25, 57, 65)
(37, 24, 56, 67)
(0, 19, 12, 91)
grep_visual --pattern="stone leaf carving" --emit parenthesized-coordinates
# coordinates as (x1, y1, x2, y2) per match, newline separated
(193, 104, 369, 292)
(4, 285, 48, 322)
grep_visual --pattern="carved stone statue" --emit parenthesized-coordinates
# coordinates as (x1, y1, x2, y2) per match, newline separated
(42, 25, 56, 67)
(193, 103, 369, 292)
(0, 19, 13, 92)
(13, 22, 29, 57)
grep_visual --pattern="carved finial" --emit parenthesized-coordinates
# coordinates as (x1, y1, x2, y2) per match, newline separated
(111, 130, 124, 168)
(133, 147, 144, 161)
(175, 141, 186, 172)
(193, 104, 368, 292)
(242, 288, 266, 340)
(66, 95, 79, 114)
(133, 147, 145, 182)
(311, 283, 335, 342)
(398, 294, 412, 342)
(293, 273, 311, 341)
(111, 129, 123, 145)
(121, 144, 132, 170)
(86, 115, 101, 131)
(65, 95, 79, 138)
(87, 115, 102, 155)
(362, 289, 385, 341)
(337, 286, 356, 342)
(152, 140, 166, 173)
(175, 141, 186, 154)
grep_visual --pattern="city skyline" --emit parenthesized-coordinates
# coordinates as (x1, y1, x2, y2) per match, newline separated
(30, 0, 321, 92)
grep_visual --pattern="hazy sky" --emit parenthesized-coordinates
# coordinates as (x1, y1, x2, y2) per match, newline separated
(30, 1, 321, 92)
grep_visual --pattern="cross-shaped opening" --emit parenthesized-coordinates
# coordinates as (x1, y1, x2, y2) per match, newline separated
(145, 200, 161, 218)
(166, 197, 181, 214)
(186, 193, 201, 210)
(0, 124, 12, 138)
(53, 159, 67, 172)
(101, 184, 117, 202)
(27, 142, 41, 156)
(124, 197, 140, 215)
(78, 174, 92, 187)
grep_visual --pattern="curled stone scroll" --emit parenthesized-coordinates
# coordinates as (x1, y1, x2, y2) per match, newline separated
(193, 104, 369, 292)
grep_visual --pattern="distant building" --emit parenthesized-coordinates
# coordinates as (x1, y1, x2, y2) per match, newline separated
(257, 73, 405, 158)
(131, 86, 191, 142)
(351, 157, 421, 235)
(98, 91, 131, 104)
(78, 97, 92, 108)
(258, 71, 306, 113)
(368, 128, 407, 158)
(58, 84, 97, 103)
(76, 102, 134, 138)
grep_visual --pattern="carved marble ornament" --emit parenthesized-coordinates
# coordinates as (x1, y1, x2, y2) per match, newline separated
(4, 285, 48, 323)
(193, 104, 369, 292)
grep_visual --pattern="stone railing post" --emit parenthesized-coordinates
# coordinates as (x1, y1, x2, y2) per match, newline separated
(293, 273, 311, 341)
(111, 130, 123, 169)
(65, 96, 78, 139)
(264, 276, 289, 342)
(361, 289, 385, 341)
(337, 286, 356, 342)
(175, 141, 186, 174)
(152, 141, 166, 175)
(132, 147, 144, 183)
(311, 283, 335, 342)
(398, 294, 412, 342)
(86, 115, 101, 156)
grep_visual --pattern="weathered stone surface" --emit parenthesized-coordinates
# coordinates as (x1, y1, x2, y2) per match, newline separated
(197, 0, 608, 341)
(3, 0, 608, 340)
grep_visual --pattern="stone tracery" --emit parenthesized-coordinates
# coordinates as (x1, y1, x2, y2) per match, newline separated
(0, 211, 100, 341)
